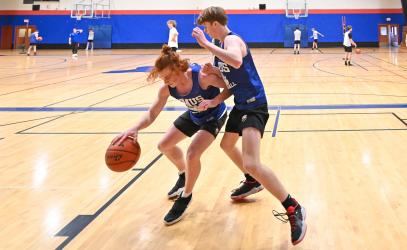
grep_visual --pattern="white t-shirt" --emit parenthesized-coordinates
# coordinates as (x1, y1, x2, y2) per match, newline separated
(294, 29, 301, 41)
(168, 27, 178, 48)
(88, 30, 94, 40)
(312, 30, 319, 39)
(343, 31, 352, 47)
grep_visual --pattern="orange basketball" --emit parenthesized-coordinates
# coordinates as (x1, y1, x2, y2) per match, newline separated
(355, 48, 361, 54)
(105, 137, 141, 172)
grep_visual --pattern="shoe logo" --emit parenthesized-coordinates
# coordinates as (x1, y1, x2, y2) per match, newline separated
(241, 115, 247, 123)
(215, 128, 219, 135)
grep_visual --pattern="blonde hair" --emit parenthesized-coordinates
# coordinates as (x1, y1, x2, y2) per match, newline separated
(197, 6, 228, 25)
(167, 20, 177, 28)
(147, 44, 189, 81)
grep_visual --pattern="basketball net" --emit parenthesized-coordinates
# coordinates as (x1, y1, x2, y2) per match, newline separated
(76, 14, 82, 21)
(293, 9, 300, 19)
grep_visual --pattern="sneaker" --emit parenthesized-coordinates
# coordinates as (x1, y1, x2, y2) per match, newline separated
(345, 60, 348, 66)
(273, 204, 307, 245)
(164, 193, 192, 225)
(230, 180, 264, 200)
(167, 173, 185, 199)
(348, 62, 353, 66)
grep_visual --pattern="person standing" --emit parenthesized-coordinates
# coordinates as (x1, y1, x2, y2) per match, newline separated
(310, 28, 324, 50)
(167, 20, 179, 52)
(86, 28, 94, 51)
(69, 28, 83, 58)
(294, 27, 301, 54)
(27, 30, 40, 56)
(343, 25, 357, 66)
(192, 6, 307, 245)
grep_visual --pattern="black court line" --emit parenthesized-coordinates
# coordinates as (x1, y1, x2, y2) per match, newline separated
(270, 49, 276, 54)
(0, 114, 68, 127)
(0, 57, 153, 97)
(392, 113, 407, 127)
(0, 54, 141, 81)
(43, 74, 148, 107)
(15, 83, 152, 134)
(358, 57, 407, 80)
(312, 58, 407, 84)
(0, 57, 67, 70)
(365, 53, 407, 70)
(352, 61, 369, 71)
(55, 153, 163, 250)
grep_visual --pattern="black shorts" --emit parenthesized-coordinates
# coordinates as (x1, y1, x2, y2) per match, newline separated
(344, 46, 352, 52)
(174, 111, 227, 138)
(294, 40, 300, 45)
(29, 43, 37, 46)
(171, 47, 178, 52)
(314, 39, 318, 43)
(88, 39, 93, 42)
(225, 104, 269, 138)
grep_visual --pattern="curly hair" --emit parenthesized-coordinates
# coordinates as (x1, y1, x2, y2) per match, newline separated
(148, 45, 189, 82)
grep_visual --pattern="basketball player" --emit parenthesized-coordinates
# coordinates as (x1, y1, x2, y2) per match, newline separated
(86, 28, 94, 51)
(310, 28, 324, 50)
(68, 28, 83, 58)
(167, 20, 179, 52)
(27, 30, 40, 56)
(192, 6, 306, 245)
(112, 45, 228, 225)
(294, 27, 301, 54)
(343, 25, 357, 66)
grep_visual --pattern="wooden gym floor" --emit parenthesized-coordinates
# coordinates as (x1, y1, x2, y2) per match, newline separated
(0, 47, 406, 249)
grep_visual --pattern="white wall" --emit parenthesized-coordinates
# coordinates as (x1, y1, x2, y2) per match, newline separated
(0, 0, 402, 11)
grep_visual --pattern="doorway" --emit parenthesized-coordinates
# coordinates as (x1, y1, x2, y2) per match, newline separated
(14, 25, 37, 50)
(378, 24, 400, 46)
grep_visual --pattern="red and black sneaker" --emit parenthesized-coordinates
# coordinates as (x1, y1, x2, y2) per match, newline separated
(230, 180, 264, 200)
(273, 204, 307, 245)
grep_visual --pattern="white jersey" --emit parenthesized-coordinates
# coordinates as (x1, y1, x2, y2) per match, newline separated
(168, 27, 178, 48)
(88, 31, 94, 40)
(312, 30, 319, 39)
(343, 31, 352, 47)
(294, 29, 301, 41)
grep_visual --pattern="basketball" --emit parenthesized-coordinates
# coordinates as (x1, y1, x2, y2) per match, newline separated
(105, 137, 141, 172)
(355, 48, 361, 54)
(37, 36, 43, 41)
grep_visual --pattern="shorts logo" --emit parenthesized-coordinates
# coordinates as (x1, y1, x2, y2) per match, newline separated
(241, 115, 247, 123)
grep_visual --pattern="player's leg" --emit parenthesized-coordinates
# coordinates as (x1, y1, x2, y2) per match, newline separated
(158, 124, 189, 199)
(221, 107, 263, 199)
(241, 127, 307, 245)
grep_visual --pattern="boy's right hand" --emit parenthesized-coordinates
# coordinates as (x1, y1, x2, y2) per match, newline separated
(111, 129, 138, 145)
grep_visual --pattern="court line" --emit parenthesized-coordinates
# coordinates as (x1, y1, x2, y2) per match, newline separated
(0, 57, 67, 70)
(0, 54, 141, 81)
(358, 57, 407, 80)
(312, 58, 407, 84)
(272, 107, 281, 137)
(2, 103, 407, 112)
(279, 128, 407, 133)
(55, 153, 163, 250)
(392, 112, 407, 127)
(0, 56, 153, 96)
(365, 53, 407, 70)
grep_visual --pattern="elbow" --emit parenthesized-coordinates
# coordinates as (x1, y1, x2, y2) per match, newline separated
(231, 60, 242, 69)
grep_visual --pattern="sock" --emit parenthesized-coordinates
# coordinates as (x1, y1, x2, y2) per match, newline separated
(282, 194, 298, 210)
(181, 192, 192, 198)
(244, 173, 256, 182)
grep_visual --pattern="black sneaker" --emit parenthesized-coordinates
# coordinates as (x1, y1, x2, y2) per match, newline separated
(230, 180, 264, 200)
(164, 193, 192, 225)
(273, 204, 307, 245)
(167, 173, 185, 199)
(348, 62, 353, 66)
(345, 60, 348, 66)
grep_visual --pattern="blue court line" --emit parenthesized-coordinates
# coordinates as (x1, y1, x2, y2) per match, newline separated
(1, 103, 406, 112)
(272, 106, 281, 137)
(104, 66, 152, 73)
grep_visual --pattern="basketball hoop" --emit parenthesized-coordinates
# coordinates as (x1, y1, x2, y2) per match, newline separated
(76, 14, 82, 21)
(293, 9, 300, 19)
